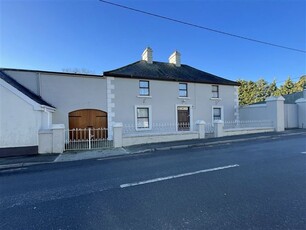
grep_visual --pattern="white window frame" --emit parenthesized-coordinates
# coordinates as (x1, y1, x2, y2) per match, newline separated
(175, 104, 193, 131)
(212, 106, 224, 122)
(134, 105, 152, 131)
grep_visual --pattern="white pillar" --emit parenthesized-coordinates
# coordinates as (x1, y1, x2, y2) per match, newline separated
(214, 120, 224, 137)
(265, 96, 285, 132)
(38, 124, 65, 154)
(113, 122, 123, 148)
(196, 120, 205, 139)
(52, 124, 65, 153)
(38, 130, 53, 154)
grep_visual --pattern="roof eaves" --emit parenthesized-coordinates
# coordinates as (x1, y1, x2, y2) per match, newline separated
(104, 72, 239, 86)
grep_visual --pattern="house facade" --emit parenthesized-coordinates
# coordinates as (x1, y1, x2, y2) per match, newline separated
(0, 48, 239, 156)
(105, 48, 239, 138)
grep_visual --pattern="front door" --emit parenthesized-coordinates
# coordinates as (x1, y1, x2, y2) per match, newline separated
(177, 106, 190, 131)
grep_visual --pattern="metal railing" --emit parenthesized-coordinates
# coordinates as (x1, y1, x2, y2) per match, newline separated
(223, 120, 273, 130)
(204, 123, 214, 134)
(123, 122, 193, 137)
(65, 128, 112, 151)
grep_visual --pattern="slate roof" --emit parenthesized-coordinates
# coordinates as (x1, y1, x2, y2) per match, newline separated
(0, 70, 55, 108)
(104, 60, 239, 86)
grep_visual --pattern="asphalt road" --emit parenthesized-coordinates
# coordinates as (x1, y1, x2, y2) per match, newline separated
(1, 134, 306, 230)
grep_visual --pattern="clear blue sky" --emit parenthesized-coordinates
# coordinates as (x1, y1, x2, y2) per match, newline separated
(0, 0, 305, 84)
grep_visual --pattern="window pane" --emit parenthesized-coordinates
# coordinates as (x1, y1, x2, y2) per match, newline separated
(139, 81, 149, 96)
(212, 85, 219, 98)
(179, 83, 187, 97)
(179, 83, 187, 90)
(179, 90, 187, 97)
(213, 115, 221, 120)
(213, 108, 221, 116)
(137, 108, 148, 118)
(212, 92, 219, 98)
(139, 88, 149, 96)
(139, 81, 149, 88)
(213, 108, 221, 120)
(137, 118, 149, 128)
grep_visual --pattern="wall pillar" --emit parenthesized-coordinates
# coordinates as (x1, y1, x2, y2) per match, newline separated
(38, 130, 53, 154)
(52, 124, 65, 153)
(113, 122, 123, 148)
(106, 77, 115, 140)
(265, 96, 285, 132)
(214, 120, 224, 137)
(38, 124, 65, 154)
(196, 120, 205, 139)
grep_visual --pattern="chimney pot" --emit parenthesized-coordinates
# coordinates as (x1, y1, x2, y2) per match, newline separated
(169, 51, 181, 67)
(142, 47, 153, 64)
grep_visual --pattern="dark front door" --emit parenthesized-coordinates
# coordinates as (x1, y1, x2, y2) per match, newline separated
(177, 106, 190, 131)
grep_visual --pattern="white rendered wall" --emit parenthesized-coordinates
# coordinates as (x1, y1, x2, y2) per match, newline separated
(122, 132, 199, 146)
(239, 97, 287, 131)
(5, 70, 40, 95)
(111, 77, 236, 128)
(4, 70, 108, 130)
(223, 128, 274, 136)
(284, 104, 298, 128)
(0, 85, 42, 147)
(40, 74, 107, 129)
(239, 105, 268, 121)
(296, 99, 306, 128)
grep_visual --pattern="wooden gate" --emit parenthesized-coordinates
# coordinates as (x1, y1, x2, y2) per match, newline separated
(65, 109, 112, 150)
(69, 109, 107, 139)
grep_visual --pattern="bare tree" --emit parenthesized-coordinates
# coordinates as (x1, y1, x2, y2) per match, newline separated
(62, 68, 95, 75)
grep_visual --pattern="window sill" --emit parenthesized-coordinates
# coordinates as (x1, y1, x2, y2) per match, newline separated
(137, 95, 152, 98)
(178, 97, 191, 100)
(210, 97, 222, 101)
(135, 128, 152, 131)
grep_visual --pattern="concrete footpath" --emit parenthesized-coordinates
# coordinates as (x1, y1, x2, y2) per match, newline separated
(1, 129, 305, 170)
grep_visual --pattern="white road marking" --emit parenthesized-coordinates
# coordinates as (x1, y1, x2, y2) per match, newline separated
(301, 152, 306, 154)
(120, 164, 239, 188)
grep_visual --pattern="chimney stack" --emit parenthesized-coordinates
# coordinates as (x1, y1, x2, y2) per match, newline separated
(169, 51, 181, 67)
(142, 47, 153, 64)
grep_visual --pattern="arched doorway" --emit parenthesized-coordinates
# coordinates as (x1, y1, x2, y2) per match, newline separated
(69, 109, 107, 139)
